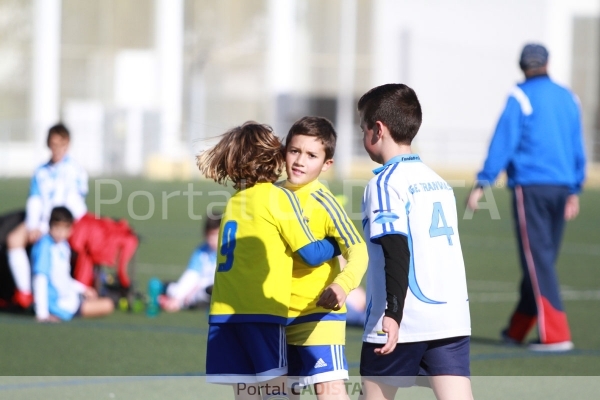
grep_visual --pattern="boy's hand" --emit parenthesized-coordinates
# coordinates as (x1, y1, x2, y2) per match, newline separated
(28, 229, 42, 244)
(316, 283, 346, 311)
(37, 315, 60, 323)
(564, 194, 579, 221)
(466, 187, 484, 211)
(374, 316, 399, 356)
(83, 287, 98, 299)
(159, 295, 182, 312)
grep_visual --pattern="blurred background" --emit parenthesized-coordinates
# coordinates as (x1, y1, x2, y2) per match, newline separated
(1, 0, 599, 180)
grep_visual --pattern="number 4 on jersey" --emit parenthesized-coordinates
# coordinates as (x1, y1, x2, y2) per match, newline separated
(429, 202, 454, 245)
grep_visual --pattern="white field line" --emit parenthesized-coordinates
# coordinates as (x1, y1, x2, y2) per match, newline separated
(135, 265, 600, 303)
(469, 290, 600, 303)
(460, 235, 600, 257)
(468, 278, 600, 303)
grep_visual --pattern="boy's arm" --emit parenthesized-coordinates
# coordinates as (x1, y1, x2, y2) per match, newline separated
(273, 187, 340, 266)
(71, 278, 89, 295)
(374, 234, 410, 355)
(316, 190, 368, 294)
(332, 236, 368, 294)
(25, 173, 43, 236)
(571, 96, 586, 195)
(379, 234, 410, 324)
(316, 244, 368, 310)
(364, 179, 409, 354)
(476, 94, 524, 187)
(77, 163, 89, 197)
(31, 239, 52, 320)
(33, 274, 50, 320)
(310, 190, 368, 307)
(296, 237, 340, 266)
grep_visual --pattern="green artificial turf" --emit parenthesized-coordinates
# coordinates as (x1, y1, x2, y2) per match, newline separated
(1, 177, 599, 398)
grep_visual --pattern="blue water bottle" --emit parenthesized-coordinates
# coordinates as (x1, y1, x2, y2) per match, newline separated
(146, 277, 163, 317)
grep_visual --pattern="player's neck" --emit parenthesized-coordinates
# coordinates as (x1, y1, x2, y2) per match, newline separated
(285, 179, 318, 190)
(381, 143, 413, 164)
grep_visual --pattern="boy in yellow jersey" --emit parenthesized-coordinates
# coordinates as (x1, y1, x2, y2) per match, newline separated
(283, 117, 368, 399)
(197, 121, 340, 400)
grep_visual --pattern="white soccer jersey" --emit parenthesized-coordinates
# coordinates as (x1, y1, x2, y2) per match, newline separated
(26, 155, 88, 234)
(362, 154, 471, 343)
(32, 234, 86, 320)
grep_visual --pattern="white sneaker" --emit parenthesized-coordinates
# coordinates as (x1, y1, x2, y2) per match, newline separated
(527, 341, 574, 352)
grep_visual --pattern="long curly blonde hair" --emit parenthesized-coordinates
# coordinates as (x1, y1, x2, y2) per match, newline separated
(196, 121, 285, 190)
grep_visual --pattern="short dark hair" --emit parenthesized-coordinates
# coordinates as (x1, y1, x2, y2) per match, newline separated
(47, 123, 70, 146)
(285, 116, 337, 160)
(49, 206, 74, 226)
(204, 213, 222, 233)
(357, 84, 422, 145)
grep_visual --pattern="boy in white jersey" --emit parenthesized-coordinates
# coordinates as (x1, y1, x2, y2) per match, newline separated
(5, 123, 87, 309)
(159, 215, 220, 312)
(357, 84, 473, 400)
(282, 117, 368, 399)
(32, 207, 113, 322)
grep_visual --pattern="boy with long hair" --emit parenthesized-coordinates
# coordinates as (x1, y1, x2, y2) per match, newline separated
(197, 121, 340, 399)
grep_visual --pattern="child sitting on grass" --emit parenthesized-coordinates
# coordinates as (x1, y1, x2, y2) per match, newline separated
(159, 215, 221, 312)
(32, 207, 114, 322)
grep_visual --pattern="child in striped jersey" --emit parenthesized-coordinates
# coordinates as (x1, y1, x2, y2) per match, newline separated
(282, 116, 368, 399)
(358, 84, 472, 400)
(5, 123, 87, 309)
(197, 121, 340, 399)
(159, 215, 220, 312)
(32, 207, 113, 322)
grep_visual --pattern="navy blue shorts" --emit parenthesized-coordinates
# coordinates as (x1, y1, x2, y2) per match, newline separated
(288, 344, 348, 386)
(71, 294, 85, 318)
(206, 323, 287, 384)
(360, 336, 470, 387)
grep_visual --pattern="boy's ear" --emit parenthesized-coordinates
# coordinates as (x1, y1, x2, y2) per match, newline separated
(374, 121, 386, 138)
(321, 158, 334, 172)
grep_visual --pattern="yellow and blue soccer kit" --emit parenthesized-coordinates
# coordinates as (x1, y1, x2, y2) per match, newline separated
(284, 180, 368, 386)
(206, 182, 339, 383)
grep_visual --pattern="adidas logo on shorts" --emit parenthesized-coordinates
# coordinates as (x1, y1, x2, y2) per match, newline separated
(314, 358, 328, 368)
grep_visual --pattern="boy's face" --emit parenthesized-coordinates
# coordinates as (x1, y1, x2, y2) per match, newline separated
(285, 134, 333, 186)
(360, 114, 383, 164)
(48, 134, 70, 163)
(49, 221, 72, 243)
(206, 228, 219, 251)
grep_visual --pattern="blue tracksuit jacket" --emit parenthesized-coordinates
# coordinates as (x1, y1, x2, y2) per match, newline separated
(477, 75, 586, 194)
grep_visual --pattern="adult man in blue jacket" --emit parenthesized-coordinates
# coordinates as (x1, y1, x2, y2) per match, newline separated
(467, 43, 586, 352)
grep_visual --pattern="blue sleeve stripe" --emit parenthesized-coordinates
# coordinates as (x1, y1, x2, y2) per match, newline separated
(311, 193, 350, 248)
(383, 163, 400, 232)
(32, 236, 53, 275)
(287, 312, 346, 326)
(318, 190, 362, 244)
(29, 174, 40, 197)
(376, 163, 399, 233)
(288, 187, 316, 241)
(276, 186, 315, 242)
(375, 167, 388, 234)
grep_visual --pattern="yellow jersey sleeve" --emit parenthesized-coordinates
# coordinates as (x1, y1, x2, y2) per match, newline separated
(310, 188, 368, 294)
(270, 186, 315, 252)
